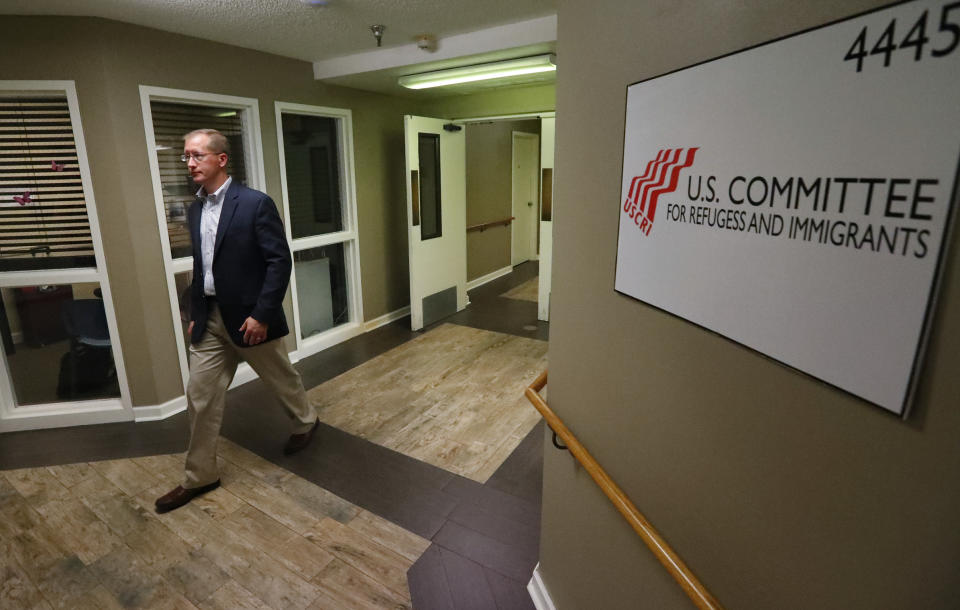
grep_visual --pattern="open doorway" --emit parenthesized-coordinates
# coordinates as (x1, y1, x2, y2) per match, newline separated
(403, 113, 554, 331)
(462, 115, 553, 321)
(462, 117, 543, 282)
(511, 131, 540, 266)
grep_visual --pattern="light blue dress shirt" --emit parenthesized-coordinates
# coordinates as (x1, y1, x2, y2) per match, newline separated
(198, 176, 232, 296)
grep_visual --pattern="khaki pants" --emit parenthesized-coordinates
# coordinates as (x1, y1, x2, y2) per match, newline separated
(183, 302, 315, 488)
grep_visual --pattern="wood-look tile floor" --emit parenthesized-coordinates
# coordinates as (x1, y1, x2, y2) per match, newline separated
(498, 278, 538, 303)
(0, 438, 430, 609)
(307, 323, 547, 482)
(0, 262, 548, 610)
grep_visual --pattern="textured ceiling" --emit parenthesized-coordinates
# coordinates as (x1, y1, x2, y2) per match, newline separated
(0, 0, 557, 63)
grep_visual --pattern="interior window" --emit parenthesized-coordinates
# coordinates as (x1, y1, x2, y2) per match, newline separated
(149, 101, 248, 259)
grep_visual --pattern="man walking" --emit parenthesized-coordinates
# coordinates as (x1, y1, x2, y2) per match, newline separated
(155, 129, 318, 514)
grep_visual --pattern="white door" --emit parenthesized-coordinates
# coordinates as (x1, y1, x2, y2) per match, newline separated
(404, 115, 467, 331)
(538, 118, 555, 321)
(511, 132, 540, 265)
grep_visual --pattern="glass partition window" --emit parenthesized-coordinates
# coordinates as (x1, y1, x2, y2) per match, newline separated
(0, 282, 118, 406)
(141, 87, 266, 394)
(0, 82, 128, 428)
(281, 113, 343, 238)
(0, 95, 96, 271)
(277, 104, 361, 351)
(418, 133, 442, 240)
(293, 244, 348, 339)
(150, 101, 249, 259)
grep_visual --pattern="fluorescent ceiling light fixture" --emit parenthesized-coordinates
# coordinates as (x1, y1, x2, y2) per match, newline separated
(398, 54, 556, 90)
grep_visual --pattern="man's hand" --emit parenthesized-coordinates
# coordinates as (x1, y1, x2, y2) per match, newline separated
(240, 317, 268, 345)
(188, 321, 194, 335)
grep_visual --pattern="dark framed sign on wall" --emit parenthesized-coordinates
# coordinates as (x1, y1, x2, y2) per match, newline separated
(615, 0, 960, 417)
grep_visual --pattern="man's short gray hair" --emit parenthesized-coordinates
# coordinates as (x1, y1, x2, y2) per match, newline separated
(183, 128, 231, 157)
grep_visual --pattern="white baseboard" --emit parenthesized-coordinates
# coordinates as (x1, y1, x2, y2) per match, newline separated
(132, 360, 258, 421)
(133, 394, 187, 422)
(129, 309, 409, 424)
(467, 265, 513, 291)
(528, 563, 557, 610)
(0, 399, 131, 433)
(363, 306, 410, 332)
(131, 362, 263, 421)
(229, 361, 258, 389)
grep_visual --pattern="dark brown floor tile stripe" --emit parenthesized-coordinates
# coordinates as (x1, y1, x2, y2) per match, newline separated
(407, 545, 455, 610)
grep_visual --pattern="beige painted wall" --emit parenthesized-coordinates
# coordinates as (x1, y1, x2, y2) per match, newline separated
(420, 83, 555, 119)
(1, 16, 420, 406)
(543, 1, 960, 609)
(465, 120, 540, 280)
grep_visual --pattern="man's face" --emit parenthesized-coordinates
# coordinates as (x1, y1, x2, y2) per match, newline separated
(183, 134, 227, 191)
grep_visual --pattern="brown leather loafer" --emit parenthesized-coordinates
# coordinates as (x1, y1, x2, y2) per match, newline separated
(284, 419, 319, 455)
(154, 479, 221, 514)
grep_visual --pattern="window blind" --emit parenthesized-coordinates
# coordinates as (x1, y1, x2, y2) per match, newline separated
(149, 101, 247, 259)
(0, 95, 95, 271)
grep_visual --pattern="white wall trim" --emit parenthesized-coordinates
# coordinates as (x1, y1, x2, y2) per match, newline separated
(130, 315, 388, 422)
(313, 15, 557, 79)
(0, 399, 129, 433)
(467, 265, 513, 291)
(132, 357, 290, 422)
(291, 322, 364, 361)
(0, 267, 100, 288)
(133, 395, 187, 422)
(538, 117, 555, 322)
(528, 563, 557, 610)
(133, 316, 379, 422)
(363, 306, 411, 332)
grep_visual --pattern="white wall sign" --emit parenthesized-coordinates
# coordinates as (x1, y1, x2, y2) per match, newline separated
(615, 0, 960, 416)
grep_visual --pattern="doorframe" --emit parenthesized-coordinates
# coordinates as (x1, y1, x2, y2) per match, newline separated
(538, 117, 556, 322)
(455, 112, 555, 274)
(0, 80, 133, 432)
(511, 131, 540, 266)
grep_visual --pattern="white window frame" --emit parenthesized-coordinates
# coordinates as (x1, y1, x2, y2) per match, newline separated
(275, 102, 364, 359)
(139, 86, 268, 394)
(0, 80, 132, 432)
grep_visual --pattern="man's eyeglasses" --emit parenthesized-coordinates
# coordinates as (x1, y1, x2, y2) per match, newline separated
(181, 153, 211, 163)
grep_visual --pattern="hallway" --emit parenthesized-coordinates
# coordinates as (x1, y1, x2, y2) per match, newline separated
(0, 262, 547, 609)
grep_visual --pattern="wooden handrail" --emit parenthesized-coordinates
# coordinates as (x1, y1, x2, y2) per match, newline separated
(525, 370, 725, 610)
(467, 216, 514, 232)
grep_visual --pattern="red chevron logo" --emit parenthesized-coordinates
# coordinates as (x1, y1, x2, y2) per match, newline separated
(623, 147, 699, 236)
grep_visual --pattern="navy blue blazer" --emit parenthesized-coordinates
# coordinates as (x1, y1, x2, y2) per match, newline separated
(188, 180, 291, 347)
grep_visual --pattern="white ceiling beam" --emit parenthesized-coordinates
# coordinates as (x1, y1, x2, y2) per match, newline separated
(312, 15, 557, 80)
